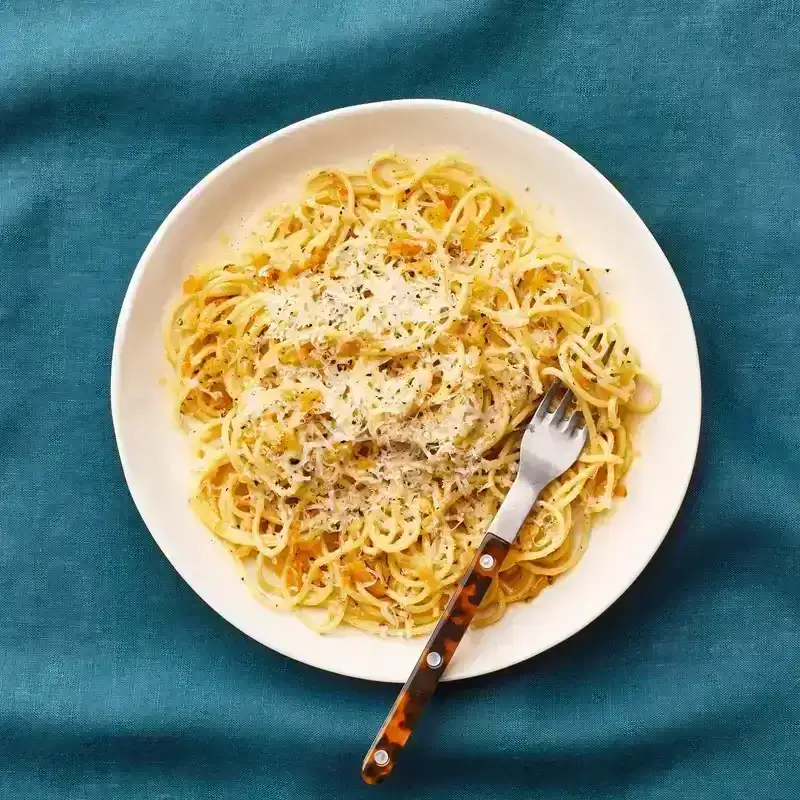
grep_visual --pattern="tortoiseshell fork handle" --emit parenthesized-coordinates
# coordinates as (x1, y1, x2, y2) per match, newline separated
(361, 532, 510, 784)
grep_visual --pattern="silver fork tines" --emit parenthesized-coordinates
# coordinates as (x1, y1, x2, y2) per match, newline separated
(530, 336, 616, 436)
(552, 391, 573, 424)
(532, 382, 560, 424)
(493, 346, 618, 543)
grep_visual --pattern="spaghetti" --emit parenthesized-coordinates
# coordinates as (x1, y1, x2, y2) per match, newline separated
(164, 153, 658, 636)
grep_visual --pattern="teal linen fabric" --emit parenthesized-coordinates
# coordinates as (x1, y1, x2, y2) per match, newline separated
(2, 1, 799, 798)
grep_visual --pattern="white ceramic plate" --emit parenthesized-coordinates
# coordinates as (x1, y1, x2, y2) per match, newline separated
(112, 100, 701, 683)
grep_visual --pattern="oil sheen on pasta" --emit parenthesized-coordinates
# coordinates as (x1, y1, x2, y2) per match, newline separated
(165, 153, 658, 637)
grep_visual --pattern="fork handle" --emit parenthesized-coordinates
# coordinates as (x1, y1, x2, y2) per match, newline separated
(361, 532, 510, 784)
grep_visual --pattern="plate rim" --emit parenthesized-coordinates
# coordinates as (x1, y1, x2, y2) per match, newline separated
(111, 98, 702, 682)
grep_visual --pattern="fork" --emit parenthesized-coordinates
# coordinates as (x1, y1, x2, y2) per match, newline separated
(361, 338, 615, 784)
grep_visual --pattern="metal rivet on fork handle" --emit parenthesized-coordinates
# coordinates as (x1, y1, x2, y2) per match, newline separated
(373, 750, 389, 766)
(479, 554, 495, 570)
(426, 651, 442, 668)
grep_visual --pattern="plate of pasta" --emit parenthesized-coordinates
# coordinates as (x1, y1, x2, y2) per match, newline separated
(112, 100, 700, 681)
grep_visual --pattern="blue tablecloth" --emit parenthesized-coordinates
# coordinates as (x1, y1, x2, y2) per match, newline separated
(2, 1, 799, 798)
